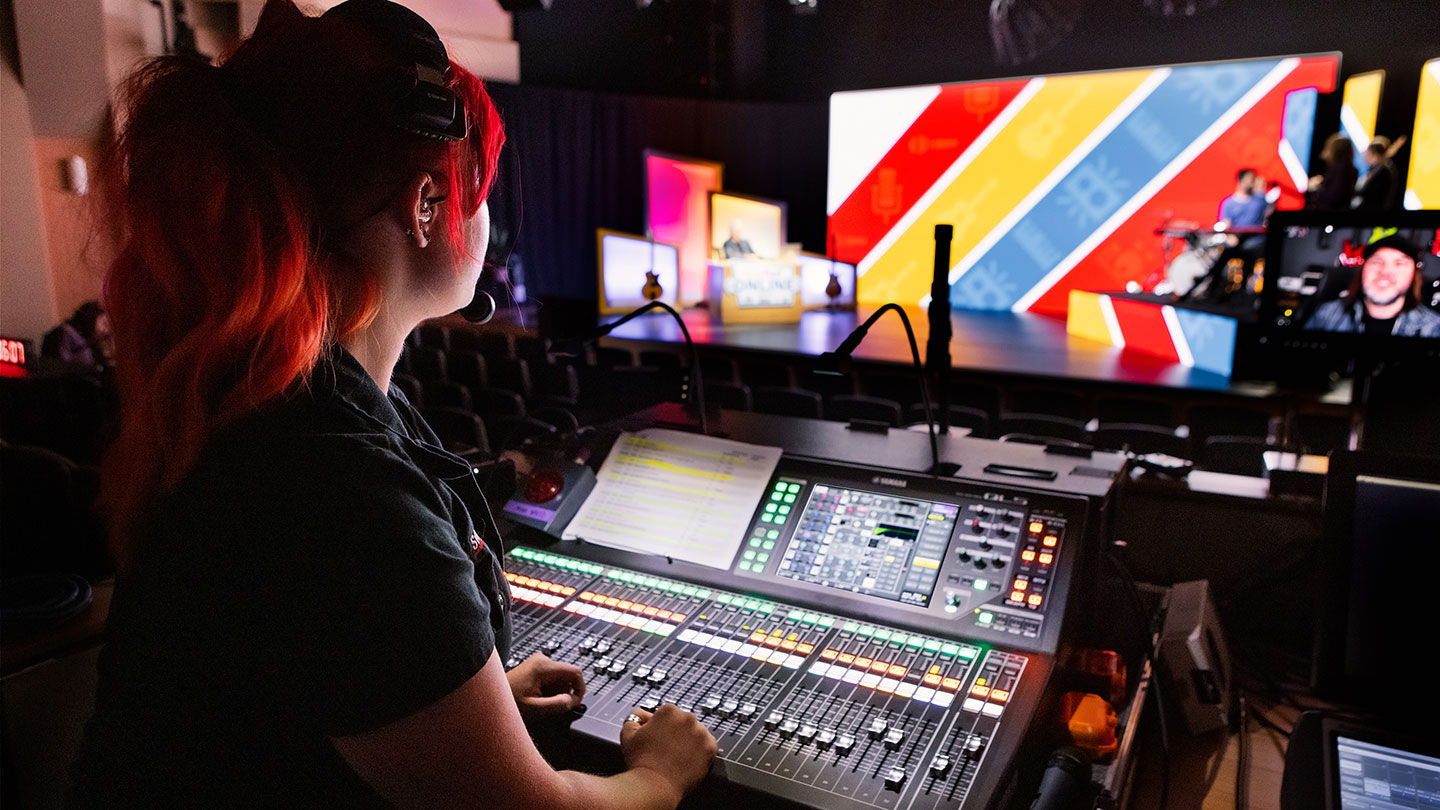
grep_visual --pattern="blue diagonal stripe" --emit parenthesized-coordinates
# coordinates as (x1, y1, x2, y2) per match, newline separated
(951, 59, 1283, 311)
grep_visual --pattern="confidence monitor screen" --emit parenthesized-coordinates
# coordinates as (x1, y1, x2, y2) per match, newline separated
(1263, 213, 1440, 339)
(774, 484, 959, 608)
(1334, 736, 1440, 810)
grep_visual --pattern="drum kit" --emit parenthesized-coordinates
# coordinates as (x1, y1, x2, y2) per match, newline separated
(1151, 222, 1266, 299)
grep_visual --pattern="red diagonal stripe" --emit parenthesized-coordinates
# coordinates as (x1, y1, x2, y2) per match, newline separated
(1111, 298, 1180, 362)
(1028, 55, 1340, 315)
(829, 79, 1030, 265)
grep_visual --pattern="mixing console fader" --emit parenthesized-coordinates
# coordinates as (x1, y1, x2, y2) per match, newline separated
(503, 547, 1048, 810)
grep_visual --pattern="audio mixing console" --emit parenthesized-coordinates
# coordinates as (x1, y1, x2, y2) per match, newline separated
(501, 456, 1097, 810)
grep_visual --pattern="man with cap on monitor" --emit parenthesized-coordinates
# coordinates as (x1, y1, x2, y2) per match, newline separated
(1305, 232, 1440, 337)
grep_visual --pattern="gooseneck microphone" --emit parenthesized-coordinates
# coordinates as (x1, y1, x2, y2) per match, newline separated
(815, 303, 953, 476)
(459, 289, 497, 324)
(552, 301, 709, 436)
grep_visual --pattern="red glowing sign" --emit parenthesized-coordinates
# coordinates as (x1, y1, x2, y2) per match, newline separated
(0, 338, 27, 366)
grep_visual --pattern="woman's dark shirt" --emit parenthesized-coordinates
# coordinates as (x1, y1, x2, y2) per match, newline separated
(68, 348, 512, 808)
(1308, 162, 1359, 211)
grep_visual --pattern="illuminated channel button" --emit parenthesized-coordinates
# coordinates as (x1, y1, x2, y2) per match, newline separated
(767, 530, 780, 540)
(778, 505, 791, 515)
(738, 562, 752, 571)
(1022, 549, 1037, 562)
(787, 484, 801, 493)
(757, 553, 769, 562)
(1039, 553, 1054, 565)
(991, 689, 1011, 702)
(973, 579, 989, 591)
(762, 540, 775, 550)
(1013, 579, 1028, 591)
(1029, 521, 1044, 534)
(765, 503, 777, 513)
(1010, 591, 1026, 603)
(1043, 535, 1058, 547)
(1028, 594, 1044, 607)
(761, 514, 773, 523)
(978, 611, 994, 625)
(940, 643, 960, 657)
(783, 494, 796, 503)
(971, 684, 990, 698)
(749, 538, 762, 548)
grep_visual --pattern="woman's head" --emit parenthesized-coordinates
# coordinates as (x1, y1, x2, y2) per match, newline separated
(1321, 133, 1354, 169)
(101, 0, 504, 558)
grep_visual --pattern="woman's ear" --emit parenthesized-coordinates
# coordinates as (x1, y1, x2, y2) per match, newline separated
(398, 172, 436, 249)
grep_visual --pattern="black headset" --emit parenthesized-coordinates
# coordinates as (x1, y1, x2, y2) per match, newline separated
(323, 0, 496, 323)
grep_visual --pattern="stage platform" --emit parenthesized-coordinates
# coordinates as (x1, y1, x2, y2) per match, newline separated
(590, 303, 1301, 398)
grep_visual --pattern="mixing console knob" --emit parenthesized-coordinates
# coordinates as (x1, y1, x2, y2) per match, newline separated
(965, 735, 986, 755)
(541, 640, 560, 655)
(930, 756, 952, 777)
(815, 730, 836, 749)
(631, 666, 651, 684)
(592, 641, 612, 656)
(798, 725, 817, 743)
(719, 700, 738, 718)
(606, 660, 628, 678)
(883, 728, 906, 750)
(593, 657, 613, 673)
(737, 703, 758, 721)
(700, 697, 721, 715)
(639, 696, 660, 712)
(994, 557, 1007, 569)
(765, 711, 785, 730)
(505, 655, 522, 669)
(835, 735, 856, 754)
(647, 669, 668, 686)
(578, 638, 596, 654)
(867, 718, 889, 739)
(884, 769, 907, 791)
(779, 720, 800, 738)
(974, 558, 988, 570)
(979, 540, 993, 552)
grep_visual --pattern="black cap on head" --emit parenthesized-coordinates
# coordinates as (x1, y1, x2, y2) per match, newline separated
(1363, 233, 1422, 263)
(321, 0, 468, 141)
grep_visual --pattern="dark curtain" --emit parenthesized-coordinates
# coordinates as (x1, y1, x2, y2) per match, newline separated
(485, 83, 828, 309)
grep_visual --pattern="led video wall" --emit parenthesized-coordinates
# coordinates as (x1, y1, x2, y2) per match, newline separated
(1340, 70, 1384, 173)
(1405, 59, 1439, 211)
(828, 54, 1341, 314)
(645, 152, 723, 305)
(597, 230, 680, 314)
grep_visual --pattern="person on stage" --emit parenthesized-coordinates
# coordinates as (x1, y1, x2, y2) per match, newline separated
(1304, 234, 1440, 337)
(721, 220, 758, 259)
(68, 1, 715, 807)
(1306, 133, 1358, 211)
(1188, 168, 1268, 302)
(1352, 137, 1399, 212)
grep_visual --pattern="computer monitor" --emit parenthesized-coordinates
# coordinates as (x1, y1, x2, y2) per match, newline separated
(1242, 211, 1440, 381)
(1314, 452, 1440, 724)
(1281, 712, 1440, 810)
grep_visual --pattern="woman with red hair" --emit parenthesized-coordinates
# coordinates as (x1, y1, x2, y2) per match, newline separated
(69, 1, 714, 807)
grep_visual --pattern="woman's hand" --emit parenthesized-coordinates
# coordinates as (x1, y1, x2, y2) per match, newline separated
(506, 653, 586, 722)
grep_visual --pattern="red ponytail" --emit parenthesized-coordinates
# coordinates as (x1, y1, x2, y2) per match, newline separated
(100, 0, 504, 567)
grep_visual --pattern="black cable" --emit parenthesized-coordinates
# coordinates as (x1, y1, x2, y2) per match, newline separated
(1104, 549, 1169, 810)
(1236, 695, 1249, 810)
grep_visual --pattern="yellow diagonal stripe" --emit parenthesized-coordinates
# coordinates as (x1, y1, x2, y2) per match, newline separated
(859, 69, 1154, 306)
(1342, 70, 1383, 146)
(1066, 290, 1113, 345)
(1407, 60, 1440, 210)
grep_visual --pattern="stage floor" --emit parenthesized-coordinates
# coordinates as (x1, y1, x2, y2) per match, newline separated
(601, 304, 1253, 393)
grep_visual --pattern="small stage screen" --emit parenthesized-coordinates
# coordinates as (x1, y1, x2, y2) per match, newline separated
(775, 485, 958, 608)
(597, 230, 681, 314)
(828, 53, 1339, 315)
(1265, 217, 1440, 339)
(711, 192, 786, 261)
(796, 253, 857, 308)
